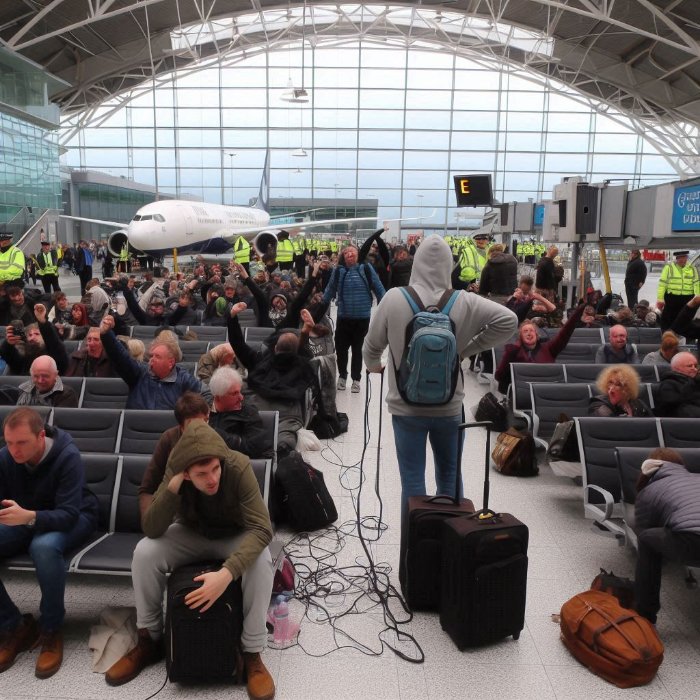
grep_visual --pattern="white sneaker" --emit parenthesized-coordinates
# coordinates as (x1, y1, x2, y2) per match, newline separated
(337, 377, 347, 391)
(351, 381, 361, 393)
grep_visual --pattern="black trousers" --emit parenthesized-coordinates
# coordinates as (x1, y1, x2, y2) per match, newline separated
(278, 261, 294, 271)
(78, 266, 92, 296)
(295, 257, 306, 279)
(635, 527, 700, 624)
(660, 293, 694, 332)
(625, 282, 640, 308)
(335, 317, 370, 381)
(40, 274, 61, 293)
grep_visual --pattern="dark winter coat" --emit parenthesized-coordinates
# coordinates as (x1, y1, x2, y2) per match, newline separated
(655, 372, 700, 418)
(479, 253, 518, 297)
(625, 256, 648, 287)
(0, 426, 98, 534)
(635, 461, 700, 535)
(65, 347, 118, 378)
(587, 394, 653, 417)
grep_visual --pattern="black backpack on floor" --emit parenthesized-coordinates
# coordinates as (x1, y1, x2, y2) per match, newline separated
(165, 562, 244, 683)
(274, 451, 337, 531)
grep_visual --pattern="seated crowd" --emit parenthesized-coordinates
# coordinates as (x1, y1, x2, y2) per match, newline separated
(1, 233, 699, 699)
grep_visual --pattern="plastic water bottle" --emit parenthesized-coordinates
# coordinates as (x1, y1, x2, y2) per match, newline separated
(273, 596, 290, 645)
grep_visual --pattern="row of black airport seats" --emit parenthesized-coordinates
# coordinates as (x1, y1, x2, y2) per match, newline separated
(574, 417, 700, 540)
(509, 362, 672, 424)
(1, 452, 272, 576)
(0, 405, 279, 463)
(529, 381, 661, 444)
(533, 326, 663, 345)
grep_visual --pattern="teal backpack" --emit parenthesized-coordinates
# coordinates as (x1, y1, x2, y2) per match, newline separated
(395, 287, 460, 405)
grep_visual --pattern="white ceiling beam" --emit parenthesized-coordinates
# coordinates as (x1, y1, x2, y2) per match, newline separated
(7, 0, 170, 51)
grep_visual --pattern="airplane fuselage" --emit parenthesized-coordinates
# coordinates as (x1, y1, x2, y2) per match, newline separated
(127, 201, 271, 255)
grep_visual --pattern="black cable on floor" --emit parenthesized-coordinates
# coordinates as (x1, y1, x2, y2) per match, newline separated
(283, 372, 424, 663)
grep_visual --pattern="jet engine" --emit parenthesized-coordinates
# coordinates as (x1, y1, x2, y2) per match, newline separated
(251, 231, 279, 257)
(108, 230, 144, 258)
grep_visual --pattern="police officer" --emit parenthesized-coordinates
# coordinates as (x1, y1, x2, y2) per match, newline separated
(276, 231, 294, 271)
(233, 235, 251, 274)
(658, 251, 700, 331)
(36, 240, 61, 293)
(118, 242, 130, 273)
(457, 231, 489, 291)
(0, 232, 26, 289)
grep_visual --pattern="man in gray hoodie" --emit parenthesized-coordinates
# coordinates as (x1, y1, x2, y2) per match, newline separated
(362, 235, 517, 523)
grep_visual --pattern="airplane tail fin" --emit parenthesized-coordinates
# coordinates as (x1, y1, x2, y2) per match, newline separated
(253, 151, 270, 213)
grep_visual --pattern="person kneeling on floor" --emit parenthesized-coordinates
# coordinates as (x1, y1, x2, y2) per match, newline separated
(105, 420, 275, 700)
(0, 407, 98, 678)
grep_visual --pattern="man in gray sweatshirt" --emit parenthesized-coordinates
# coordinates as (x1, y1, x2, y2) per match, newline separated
(362, 234, 517, 523)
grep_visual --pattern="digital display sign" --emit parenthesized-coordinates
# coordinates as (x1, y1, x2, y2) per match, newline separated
(672, 183, 700, 232)
(453, 174, 493, 207)
(533, 204, 545, 226)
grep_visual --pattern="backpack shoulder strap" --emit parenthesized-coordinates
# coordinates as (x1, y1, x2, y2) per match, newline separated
(438, 289, 460, 315)
(400, 286, 425, 314)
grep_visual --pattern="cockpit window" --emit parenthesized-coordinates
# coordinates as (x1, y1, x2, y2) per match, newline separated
(132, 215, 141, 221)
(154, 214, 165, 222)
(140, 215, 153, 221)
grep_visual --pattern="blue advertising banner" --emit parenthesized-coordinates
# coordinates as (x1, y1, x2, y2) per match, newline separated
(533, 204, 545, 226)
(672, 184, 700, 231)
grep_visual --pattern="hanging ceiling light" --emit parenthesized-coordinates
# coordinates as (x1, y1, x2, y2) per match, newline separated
(280, 0, 310, 103)
(280, 77, 309, 103)
(291, 148, 308, 157)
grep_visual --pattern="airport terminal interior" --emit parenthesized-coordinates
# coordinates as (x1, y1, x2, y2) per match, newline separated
(3, 2, 700, 699)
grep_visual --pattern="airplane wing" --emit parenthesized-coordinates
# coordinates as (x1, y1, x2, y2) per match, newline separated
(60, 215, 124, 228)
(222, 211, 436, 242)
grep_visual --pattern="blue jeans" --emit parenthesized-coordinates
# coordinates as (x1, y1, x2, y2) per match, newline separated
(391, 414, 464, 527)
(0, 515, 95, 633)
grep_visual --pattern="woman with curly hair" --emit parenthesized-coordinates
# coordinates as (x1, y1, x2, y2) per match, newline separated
(588, 364, 653, 417)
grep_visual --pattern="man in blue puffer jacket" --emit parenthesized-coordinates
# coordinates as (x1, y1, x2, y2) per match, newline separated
(0, 409, 98, 678)
(322, 245, 385, 393)
(99, 315, 211, 410)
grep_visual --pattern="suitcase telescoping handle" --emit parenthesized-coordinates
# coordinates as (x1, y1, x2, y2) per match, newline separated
(459, 421, 493, 511)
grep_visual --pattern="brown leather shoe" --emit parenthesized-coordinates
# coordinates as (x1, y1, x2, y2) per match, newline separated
(243, 651, 275, 700)
(34, 631, 63, 679)
(105, 629, 163, 686)
(0, 614, 39, 673)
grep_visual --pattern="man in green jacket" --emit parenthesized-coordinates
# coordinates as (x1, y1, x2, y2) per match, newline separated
(105, 421, 275, 700)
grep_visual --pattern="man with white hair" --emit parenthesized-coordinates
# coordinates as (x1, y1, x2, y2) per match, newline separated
(656, 351, 700, 418)
(208, 366, 273, 459)
(16, 356, 78, 408)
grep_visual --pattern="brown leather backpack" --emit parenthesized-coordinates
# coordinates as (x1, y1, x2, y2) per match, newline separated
(560, 590, 663, 688)
(491, 428, 538, 476)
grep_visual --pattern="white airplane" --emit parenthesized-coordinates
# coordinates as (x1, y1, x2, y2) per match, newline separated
(61, 154, 434, 258)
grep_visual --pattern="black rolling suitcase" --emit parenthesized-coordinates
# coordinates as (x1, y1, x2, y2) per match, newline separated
(440, 422, 529, 648)
(399, 422, 486, 610)
(165, 562, 244, 683)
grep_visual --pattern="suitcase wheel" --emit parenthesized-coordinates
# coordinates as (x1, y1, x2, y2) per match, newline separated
(512, 632, 520, 641)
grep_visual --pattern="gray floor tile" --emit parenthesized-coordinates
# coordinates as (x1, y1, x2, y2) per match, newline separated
(545, 663, 671, 700)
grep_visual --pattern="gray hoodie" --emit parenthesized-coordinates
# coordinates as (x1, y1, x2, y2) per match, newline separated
(362, 234, 517, 416)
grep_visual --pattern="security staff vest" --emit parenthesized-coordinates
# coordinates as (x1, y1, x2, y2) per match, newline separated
(0, 245, 26, 282)
(234, 236, 251, 264)
(276, 239, 294, 263)
(657, 262, 700, 300)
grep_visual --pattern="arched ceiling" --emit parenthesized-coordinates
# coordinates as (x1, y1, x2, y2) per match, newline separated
(2, 1, 700, 174)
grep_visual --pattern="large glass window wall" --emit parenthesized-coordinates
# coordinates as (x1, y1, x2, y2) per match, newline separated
(61, 43, 680, 229)
(1, 112, 61, 225)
